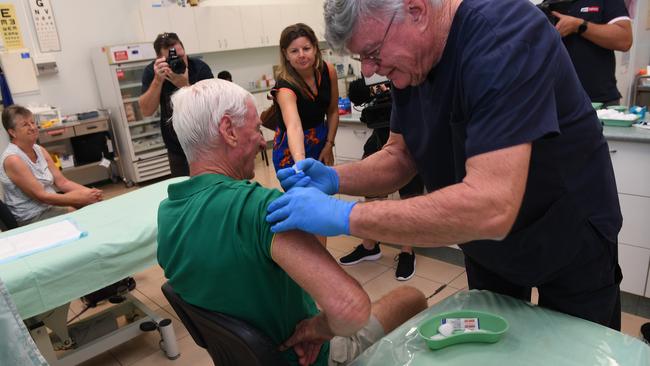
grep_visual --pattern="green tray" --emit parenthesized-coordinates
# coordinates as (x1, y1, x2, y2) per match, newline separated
(601, 117, 638, 127)
(591, 102, 603, 110)
(606, 105, 627, 113)
(418, 310, 509, 350)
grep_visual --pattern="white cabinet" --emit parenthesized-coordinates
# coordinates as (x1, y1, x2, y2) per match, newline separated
(296, 2, 325, 40)
(195, 6, 245, 53)
(169, 7, 201, 54)
(240, 6, 267, 48)
(334, 122, 371, 162)
(619, 244, 650, 296)
(607, 139, 650, 297)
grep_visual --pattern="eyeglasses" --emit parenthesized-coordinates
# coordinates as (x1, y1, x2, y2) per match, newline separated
(352, 10, 397, 65)
(158, 32, 178, 40)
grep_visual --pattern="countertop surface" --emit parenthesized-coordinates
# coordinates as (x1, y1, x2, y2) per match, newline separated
(338, 114, 650, 143)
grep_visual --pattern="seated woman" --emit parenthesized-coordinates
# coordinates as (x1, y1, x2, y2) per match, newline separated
(0, 105, 103, 226)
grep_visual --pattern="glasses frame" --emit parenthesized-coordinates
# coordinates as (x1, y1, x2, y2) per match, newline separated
(352, 10, 398, 65)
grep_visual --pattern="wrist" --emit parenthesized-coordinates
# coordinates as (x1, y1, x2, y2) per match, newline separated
(325, 140, 335, 147)
(339, 200, 357, 235)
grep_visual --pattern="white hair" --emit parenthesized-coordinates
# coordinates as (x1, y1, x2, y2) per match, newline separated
(170, 78, 252, 163)
(323, 0, 440, 52)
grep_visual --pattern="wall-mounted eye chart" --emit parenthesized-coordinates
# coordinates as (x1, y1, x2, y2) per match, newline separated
(28, 0, 61, 52)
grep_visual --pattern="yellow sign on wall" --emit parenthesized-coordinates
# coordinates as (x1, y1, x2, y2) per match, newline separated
(0, 4, 24, 50)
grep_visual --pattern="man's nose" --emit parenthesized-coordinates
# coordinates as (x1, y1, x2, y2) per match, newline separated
(361, 62, 379, 77)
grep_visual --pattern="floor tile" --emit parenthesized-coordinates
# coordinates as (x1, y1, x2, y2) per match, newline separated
(412, 255, 464, 285)
(427, 286, 464, 307)
(77, 351, 121, 366)
(447, 271, 468, 290)
(341, 261, 390, 285)
(621, 312, 649, 339)
(363, 270, 444, 303)
(130, 334, 212, 366)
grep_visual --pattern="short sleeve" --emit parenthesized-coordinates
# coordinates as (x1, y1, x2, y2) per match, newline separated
(603, 0, 630, 23)
(141, 62, 155, 94)
(243, 184, 283, 260)
(196, 61, 214, 81)
(460, 24, 561, 157)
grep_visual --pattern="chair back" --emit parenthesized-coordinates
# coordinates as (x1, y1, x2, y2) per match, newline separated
(0, 200, 17, 231)
(161, 281, 289, 366)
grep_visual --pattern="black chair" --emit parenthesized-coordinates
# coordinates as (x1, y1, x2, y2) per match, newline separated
(161, 281, 288, 366)
(0, 199, 18, 231)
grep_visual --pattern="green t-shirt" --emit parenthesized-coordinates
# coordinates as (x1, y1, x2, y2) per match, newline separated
(157, 174, 329, 365)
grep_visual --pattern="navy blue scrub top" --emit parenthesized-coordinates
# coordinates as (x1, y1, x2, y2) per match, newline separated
(390, 0, 622, 284)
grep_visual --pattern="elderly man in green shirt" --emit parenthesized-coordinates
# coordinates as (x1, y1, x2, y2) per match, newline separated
(157, 79, 427, 366)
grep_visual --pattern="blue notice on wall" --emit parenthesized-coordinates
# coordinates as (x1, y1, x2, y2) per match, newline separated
(20, 52, 30, 59)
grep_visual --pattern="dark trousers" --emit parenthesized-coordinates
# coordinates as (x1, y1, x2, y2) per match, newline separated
(168, 150, 189, 177)
(464, 248, 623, 330)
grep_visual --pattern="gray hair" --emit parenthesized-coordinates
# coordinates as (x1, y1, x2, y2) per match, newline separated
(170, 78, 252, 163)
(323, 0, 439, 52)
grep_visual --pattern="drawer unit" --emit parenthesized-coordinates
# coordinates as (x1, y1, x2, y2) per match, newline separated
(134, 155, 170, 182)
(618, 193, 650, 249)
(619, 243, 650, 296)
(38, 127, 75, 143)
(73, 120, 109, 137)
(608, 140, 650, 197)
(334, 123, 371, 161)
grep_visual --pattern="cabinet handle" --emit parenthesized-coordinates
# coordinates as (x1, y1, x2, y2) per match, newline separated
(266, 35, 269, 44)
(47, 130, 65, 136)
(86, 126, 98, 130)
(218, 39, 222, 48)
(224, 39, 228, 48)
(609, 149, 617, 154)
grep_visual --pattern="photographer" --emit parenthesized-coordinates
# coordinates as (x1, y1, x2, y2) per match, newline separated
(339, 78, 424, 280)
(139, 32, 213, 177)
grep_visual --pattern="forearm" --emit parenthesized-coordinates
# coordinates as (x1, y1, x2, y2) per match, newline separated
(55, 179, 86, 193)
(139, 79, 163, 117)
(582, 22, 632, 51)
(336, 144, 417, 196)
(36, 191, 80, 207)
(287, 126, 306, 162)
(325, 111, 339, 144)
(349, 181, 514, 246)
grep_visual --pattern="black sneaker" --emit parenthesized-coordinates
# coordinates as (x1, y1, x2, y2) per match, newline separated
(339, 243, 381, 265)
(395, 252, 416, 281)
(642, 322, 650, 344)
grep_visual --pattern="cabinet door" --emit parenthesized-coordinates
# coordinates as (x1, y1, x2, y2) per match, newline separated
(140, 2, 171, 43)
(240, 5, 266, 48)
(168, 7, 200, 55)
(296, 2, 325, 40)
(194, 7, 221, 53)
(215, 6, 245, 51)
(619, 244, 650, 296)
(335, 124, 371, 160)
(608, 140, 650, 197)
(619, 194, 650, 250)
(259, 4, 288, 46)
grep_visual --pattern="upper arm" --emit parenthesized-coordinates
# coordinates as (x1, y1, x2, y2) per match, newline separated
(464, 143, 531, 237)
(4, 155, 49, 201)
(141, 64, 154, 94)
(326, 63, 339, 114)
(271, 230, 369, 317)
(277, 88, 302, 130)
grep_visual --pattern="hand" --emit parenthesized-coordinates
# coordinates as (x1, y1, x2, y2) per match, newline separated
(280, 316, 333, 366)
(165, 66, 190, 88)
(67, 188, 102, 208)
(266, 187, 356, 236)
(153, 57, 170, 83)
(552, 11, 583, 37)
(318, 144, 334, 166)
(276, 158, 339, 194)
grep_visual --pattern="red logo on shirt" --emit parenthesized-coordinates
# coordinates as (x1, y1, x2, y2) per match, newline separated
(580, 6, 600, 13)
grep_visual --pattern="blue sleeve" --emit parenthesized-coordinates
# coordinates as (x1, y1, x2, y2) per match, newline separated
(141, 62, 154, 94)
(603, 0, 630, 23)
(460, 17, 561, 158)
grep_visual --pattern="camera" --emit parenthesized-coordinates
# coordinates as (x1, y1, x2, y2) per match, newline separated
(166, 47, 186, 74)
(348, 77, 392, 129)
(537, 0, 576, 24)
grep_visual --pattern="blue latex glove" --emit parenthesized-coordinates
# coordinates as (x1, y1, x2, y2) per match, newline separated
(276, 158, 339, 195)
(266, 187, 356, 236)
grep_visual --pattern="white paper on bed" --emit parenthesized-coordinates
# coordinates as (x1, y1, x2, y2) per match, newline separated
(0, 219, 87, 264)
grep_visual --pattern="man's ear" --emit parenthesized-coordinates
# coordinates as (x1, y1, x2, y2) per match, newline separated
(406, 0, 427, 29)
(218, 115, 237, 147)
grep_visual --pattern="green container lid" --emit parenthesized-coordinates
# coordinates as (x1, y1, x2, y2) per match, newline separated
(591, 102, 603, 110)
(606, 105, 627, 113)
(601, 117, 638, 127)
(418, 310, 509, 350)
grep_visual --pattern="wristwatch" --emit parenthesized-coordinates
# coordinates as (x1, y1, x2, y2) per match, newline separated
(577, 19, 588, 35)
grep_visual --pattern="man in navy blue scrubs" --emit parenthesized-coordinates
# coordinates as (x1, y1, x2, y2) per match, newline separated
(266, 0, 624, 332)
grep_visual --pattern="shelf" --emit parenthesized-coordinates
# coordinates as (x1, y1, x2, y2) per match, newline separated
(131, 130, 160, 139)
(61, 161, 105, 173)
(134, 142, 165, 154)
(123, 96, 139, 103)
(128, 117, 159, 127)
(120, 82, 142, 89)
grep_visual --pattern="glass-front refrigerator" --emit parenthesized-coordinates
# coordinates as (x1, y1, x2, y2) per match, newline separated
(92, 43, 170, 185)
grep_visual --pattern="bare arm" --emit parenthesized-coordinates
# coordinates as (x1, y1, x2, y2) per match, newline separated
(4, 155, 102, 208)
(139, 57, 166, 117)
(336, 132, 418, 196)
(319, 63, 340, 165)
(271, 230, 370, 336)
(42, 147, 85, 193)
(277, 89, 306, 162)
(553, 12, 632, 51)
(349, 143, 531, 246)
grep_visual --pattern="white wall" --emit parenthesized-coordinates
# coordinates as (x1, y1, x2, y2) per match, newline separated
(614, 0, 649, 105)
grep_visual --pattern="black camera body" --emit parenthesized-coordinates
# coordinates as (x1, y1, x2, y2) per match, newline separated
(537, 0, 576, 24)
(167, 47, 186, 74)
(348, 77, 392, 129)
